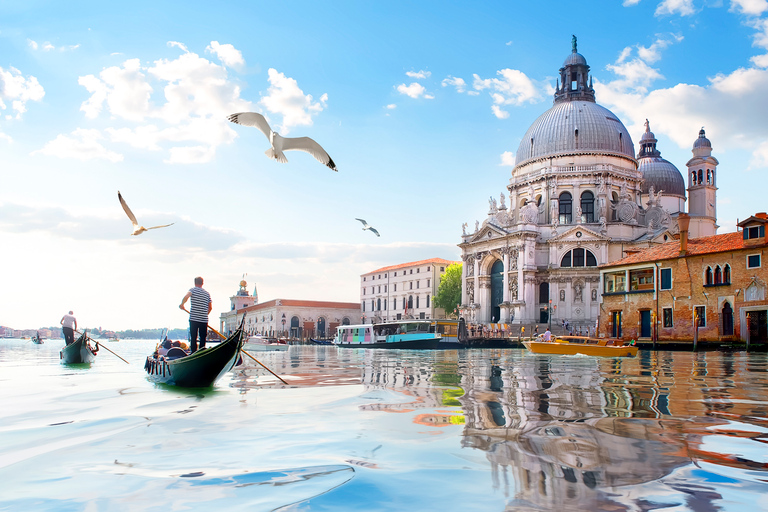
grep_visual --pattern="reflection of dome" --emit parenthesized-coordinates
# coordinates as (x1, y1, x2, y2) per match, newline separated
(515, 101, 635, 166)
(637, 120, 686, 197)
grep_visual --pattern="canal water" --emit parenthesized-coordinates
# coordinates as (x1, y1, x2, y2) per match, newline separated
(1, 339, 766, 511)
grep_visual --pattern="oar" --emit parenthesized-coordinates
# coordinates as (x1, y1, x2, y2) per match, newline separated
(181, 308, 288, 385)
(77, 330, 130, 364)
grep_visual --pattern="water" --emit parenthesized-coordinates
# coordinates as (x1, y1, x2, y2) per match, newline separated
(1, 339, 767, 511)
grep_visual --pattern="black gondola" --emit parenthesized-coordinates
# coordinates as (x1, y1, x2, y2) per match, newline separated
(310, 337, 333, 345)
(144, 320, 244, 388)
(31, 332, 44, 344)
(60, 330, 97, 364)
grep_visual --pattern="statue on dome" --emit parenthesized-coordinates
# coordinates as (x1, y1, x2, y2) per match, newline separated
(462, 222, 468, 236)
(499, 192, 506, 210)
(647, 186, 664, 208)
(489, 196, 498, 212)
(572, 35, 577, 53)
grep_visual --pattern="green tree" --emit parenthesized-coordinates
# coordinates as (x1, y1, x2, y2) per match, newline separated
(433, 262, 462, 318)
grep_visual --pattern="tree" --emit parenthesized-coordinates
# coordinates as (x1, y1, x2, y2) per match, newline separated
(433, 262, 462, 318)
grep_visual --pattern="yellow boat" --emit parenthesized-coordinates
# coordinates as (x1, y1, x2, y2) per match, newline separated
(523, 335, 638, 357)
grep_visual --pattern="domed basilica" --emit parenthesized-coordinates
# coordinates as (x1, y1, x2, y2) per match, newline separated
(458, 37, 719, 329)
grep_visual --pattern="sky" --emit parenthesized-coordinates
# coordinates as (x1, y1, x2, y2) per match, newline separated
(2, 0, 768, 331)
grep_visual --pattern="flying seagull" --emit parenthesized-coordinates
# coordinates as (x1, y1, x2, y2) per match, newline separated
(355, 218, 380, 237)
(118, 191, 174, 236)
(227, 112, 337, 171)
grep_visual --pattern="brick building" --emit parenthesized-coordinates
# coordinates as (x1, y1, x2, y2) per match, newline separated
(598, 213, 768, 345)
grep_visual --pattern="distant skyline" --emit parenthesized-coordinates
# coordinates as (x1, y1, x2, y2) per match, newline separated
(2, 1, 768, 330)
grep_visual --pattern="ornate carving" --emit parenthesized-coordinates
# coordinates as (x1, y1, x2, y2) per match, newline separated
(489, 196, 498, 213)
(521, 200, 539, 224)
(646, 186, 664, 208)
(573, 280, 584, 302)
(462, 222, 467, 235)
(466, 281, 475, 303)
(499, 192, 506, 210)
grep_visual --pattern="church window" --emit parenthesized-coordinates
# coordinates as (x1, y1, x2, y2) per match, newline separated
(560, 248, 597, 267)
(697, 169, 703, 184)
(559, 192, 572, 224)
(705, 267, 713, 285)
(724, 264, 731, 284)
(539, 282, 549, 304)
(581, 191, 595, 223)
(707, 170, 712, 184)
(714, 266, 722, 285)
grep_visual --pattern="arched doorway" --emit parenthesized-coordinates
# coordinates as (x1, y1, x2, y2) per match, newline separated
(317, 317, 327, 338)
(290, 316, 300, 338)
(538, 282, 549, 324)
(490, 260, 504, 323)
(722, 302, 733, 336)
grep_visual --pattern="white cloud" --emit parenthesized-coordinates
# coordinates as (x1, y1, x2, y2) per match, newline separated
(637, 34, 683, 64)
(750, 17, 768, 48)
(730, 0, 768, 16)
(33, 128, 124, 162)
(605, 58, 665, 93)
(472, 68, 541, 118)
(0, 66, 45, 119)
(396, 82, 434, 99)
(259, 68, 328, 133)
(500, 151, 515, 166)
(385, 104, 396, 109)
(751, 53, 768, 67)
(442, 76, 467, 93)
(617, 46, 633, 64)
(623, 0, 642, 5)
(27, 39, 80, 52)
(206, 41, 245, 69)
(406, 70, 431, 79)
(655, 0, 696, 16)
(58, 42, 252, 164)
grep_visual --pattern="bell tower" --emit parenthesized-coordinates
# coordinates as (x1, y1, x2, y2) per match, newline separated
(685, 128, 718, 237)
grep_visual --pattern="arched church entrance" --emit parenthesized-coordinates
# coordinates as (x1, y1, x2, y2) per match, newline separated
(490, 260, 503, 323)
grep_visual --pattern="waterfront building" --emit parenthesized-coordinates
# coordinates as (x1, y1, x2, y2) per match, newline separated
(219, 278, 359, 339)
(360, 258, 459, 324)
(598, 213, 768, 344)
(458, 38, 718, 329)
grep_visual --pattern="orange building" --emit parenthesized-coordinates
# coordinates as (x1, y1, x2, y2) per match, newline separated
(598, 213, 768, 346)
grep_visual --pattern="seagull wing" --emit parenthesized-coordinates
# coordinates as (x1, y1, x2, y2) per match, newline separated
(355, 218, 369, 228)
(118, 191, 139, 227)
(281, 136, 337, 171)
(146, 223, 175, 230)
(227, 112, 272, 141)
(369, 227, 380, 237)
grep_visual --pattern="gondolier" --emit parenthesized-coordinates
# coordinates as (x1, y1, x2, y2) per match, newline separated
(180, 276, 212, 353)
(60, 310, 77, 346)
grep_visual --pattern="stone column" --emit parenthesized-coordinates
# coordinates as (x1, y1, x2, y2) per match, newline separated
(502, 250, 510, 302)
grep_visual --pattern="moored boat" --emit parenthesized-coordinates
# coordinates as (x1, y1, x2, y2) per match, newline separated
(60, 331, 98, 363)
(244, 335, 288, 351)
(144, 322, 244, 387)
(310, 337, 334, 345)
(334, 321, 441, 349)
(523, 335, 638, 357)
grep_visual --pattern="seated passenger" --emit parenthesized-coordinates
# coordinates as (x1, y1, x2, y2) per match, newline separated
(158, 338, 173, 356)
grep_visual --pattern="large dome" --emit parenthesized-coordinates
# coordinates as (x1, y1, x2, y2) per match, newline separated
(515, 101, 636, 167)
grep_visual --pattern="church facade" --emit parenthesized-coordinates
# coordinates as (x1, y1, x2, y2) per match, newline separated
(458, 38, 719, 329)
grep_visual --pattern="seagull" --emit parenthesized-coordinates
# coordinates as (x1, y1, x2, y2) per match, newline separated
(227, 112, 337, 171)
(118, 191, 174, 236)
(355, 218, 380, 237)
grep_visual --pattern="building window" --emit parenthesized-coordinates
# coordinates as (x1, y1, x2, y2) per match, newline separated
(416, 296, 420, 308)
(663, 308, 673, 328)
(581, 191, 595, 223)
(371, 300, 374, 311)
(630, 268, 654, 291)
(440, 267, 445, 271)
(744, 225, 764, 240)
(560, 248, 597, 267)
(714, 266, 722, 285)
(417, 281, 420, 289)
(410, 269, 413, 274)
(394, 272, 397, 276)
(747, 254, 761, 269)
(402, 298, 406, 309)
(417, 268, 420, 273)
(426, 295, 430, 307)
(410, 282, 413, 290)
(427, 279, 430, 287)
(723, 264, 731, 284)
(394, 284, 397, 291)
(384, 285, 387, 292)
(427, 267, 430, 271)
(362, 301, 365, 312)
(559, 192, 573, 224)
(660, 268, 672, 290)
(363, 277, 366, 281)
(705, 267, 713, 285)
(378, 286, 381, 293)
(408, 296, 413, 310)
(377, 298, 381, 311)
(604, 271, 626, 293)
(695, 306, 706, 327)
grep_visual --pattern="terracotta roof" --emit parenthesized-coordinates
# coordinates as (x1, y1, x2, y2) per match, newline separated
(243, 299, 360, 312)
(364, 258, 459, 275)
(603, 231, 767, 267)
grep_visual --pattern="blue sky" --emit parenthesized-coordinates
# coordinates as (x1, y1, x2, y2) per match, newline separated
(2, 0, 767, 330)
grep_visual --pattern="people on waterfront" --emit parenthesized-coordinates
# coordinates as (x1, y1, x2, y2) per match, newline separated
(543, 328, 552, 342)
(180, 277, 212, 353)
(60, 310, 77, 345)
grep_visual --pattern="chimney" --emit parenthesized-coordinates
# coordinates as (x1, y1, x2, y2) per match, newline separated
(756, 212, 767, 219)
(678, 213, 690, 255)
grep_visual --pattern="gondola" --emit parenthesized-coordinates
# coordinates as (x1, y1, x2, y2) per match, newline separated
(310, 337, 333, 345)
(60, 330, 97, 364)
(144, 321, 245, 387)
(31, 332, 44, 344)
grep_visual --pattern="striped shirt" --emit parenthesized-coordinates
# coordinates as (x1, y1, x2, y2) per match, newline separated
(189, 287, 211, 323)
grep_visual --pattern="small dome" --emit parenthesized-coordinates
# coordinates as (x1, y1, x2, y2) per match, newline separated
(693, 127, 711, 148)
(515, 101, 635, 166)
(639, 157, 686, 197)
(563, 52, 587, 67)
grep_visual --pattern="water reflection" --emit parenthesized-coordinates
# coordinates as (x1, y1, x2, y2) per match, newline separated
(232, 347, 768, 510)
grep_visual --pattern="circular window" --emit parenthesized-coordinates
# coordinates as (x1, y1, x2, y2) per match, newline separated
(576, 231, 582, 238)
